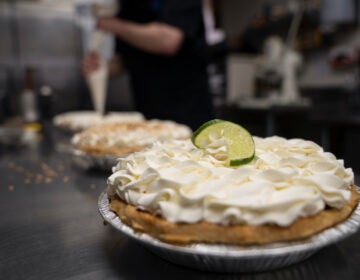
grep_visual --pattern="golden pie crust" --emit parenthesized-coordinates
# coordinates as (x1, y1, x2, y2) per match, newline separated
(109, 185, 359, 245)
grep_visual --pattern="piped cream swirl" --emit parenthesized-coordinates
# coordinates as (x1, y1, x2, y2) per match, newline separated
(107, 136, 354, 226)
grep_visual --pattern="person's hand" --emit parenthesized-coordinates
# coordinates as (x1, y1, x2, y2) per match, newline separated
(96, 17, 119, 32)
(81, 52, 100, 77)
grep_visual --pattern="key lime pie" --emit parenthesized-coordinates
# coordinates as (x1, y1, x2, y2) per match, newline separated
(106, 120, 359, 245)
(53, 111, 145, 132)
(72, 120, 191, 157)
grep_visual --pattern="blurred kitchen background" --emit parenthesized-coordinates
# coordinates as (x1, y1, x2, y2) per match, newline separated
(0, 0, 359, 170)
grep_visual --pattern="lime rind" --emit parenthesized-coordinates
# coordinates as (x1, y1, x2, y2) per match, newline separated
(192, 119, 255, 167)
(191, 119, 224, 145)
(229, 155, 255, 167)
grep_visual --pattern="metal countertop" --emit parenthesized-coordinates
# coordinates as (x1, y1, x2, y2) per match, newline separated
(0, 125, 359, 280)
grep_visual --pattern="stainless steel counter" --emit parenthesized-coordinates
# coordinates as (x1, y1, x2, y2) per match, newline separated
(0, 124, 360, 280)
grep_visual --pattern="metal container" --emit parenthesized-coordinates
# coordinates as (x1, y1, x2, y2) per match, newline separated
(0, 127, 23, 146)
(98, 191, 360, 273)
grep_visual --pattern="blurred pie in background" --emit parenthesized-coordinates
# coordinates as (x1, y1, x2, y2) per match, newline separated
(53, 111, 145, 132)
(71, 120, 191, 157)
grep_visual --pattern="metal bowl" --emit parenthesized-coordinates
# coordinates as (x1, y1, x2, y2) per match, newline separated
(98, 191, 360, 273)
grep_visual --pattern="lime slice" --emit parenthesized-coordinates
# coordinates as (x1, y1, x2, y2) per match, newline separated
(192, 119, 255, 166)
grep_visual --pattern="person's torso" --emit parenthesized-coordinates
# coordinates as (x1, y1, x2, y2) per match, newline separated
(117, 0, 207, 77)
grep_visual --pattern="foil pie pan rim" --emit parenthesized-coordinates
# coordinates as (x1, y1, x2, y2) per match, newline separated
(70, 148, 126, 170)
(98, 190, 360, 258)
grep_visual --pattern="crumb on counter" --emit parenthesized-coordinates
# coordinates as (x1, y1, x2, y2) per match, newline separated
(45, 177, 53, 184)
(36, 174, 43, 183)
(41, 162, 58, 177)
(5, 160, 71, 187)
(14, 166, 25, 173)
(25, 172, 34, 178)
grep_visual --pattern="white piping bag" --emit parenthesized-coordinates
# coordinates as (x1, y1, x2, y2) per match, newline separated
(76, 0, 118, 115)
(87, 30, 110, 116)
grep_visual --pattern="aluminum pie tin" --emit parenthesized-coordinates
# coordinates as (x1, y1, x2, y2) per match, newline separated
(56, 143, 119, 171)
(98, 191, 360, 273)
(56, 141, 126, 170)
(71, 148, 121, 170)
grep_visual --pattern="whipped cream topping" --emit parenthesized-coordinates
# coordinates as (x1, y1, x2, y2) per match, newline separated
(54, 111, 144, 131)
(72, 120, 191, 149)
(107, 136, 354, 226)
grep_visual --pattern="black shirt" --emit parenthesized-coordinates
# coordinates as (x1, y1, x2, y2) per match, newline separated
(116, 0, 213, 130)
